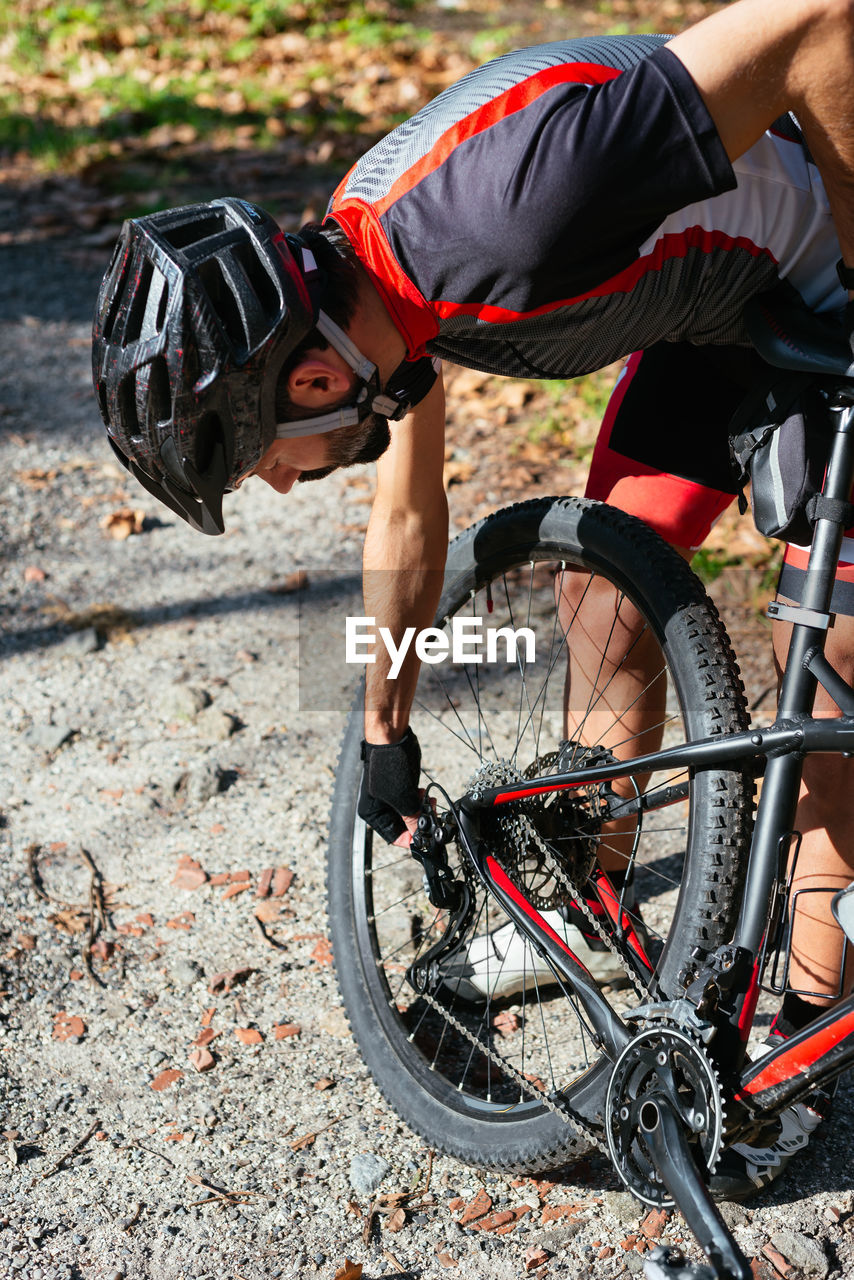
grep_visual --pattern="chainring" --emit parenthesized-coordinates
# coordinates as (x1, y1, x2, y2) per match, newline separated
(605, 1023, 725, 1207)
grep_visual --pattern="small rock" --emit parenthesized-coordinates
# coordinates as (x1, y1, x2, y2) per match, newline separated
(160, 683, 211, 721)
(602, 1190, 642, 1227)
(57, 628, 101, 658)
(349, 1152, 390, 1197)
(719, 1201, 749, 1230)
(198, 707, 240, 741)
(171, 959, 204, 987)
(24, 722, 76, 754)
(182, 760, 225, 805)
(769, 1229, 829, 1278)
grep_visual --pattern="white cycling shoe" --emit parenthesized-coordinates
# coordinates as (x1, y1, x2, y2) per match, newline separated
(437, 911, 627, 1003)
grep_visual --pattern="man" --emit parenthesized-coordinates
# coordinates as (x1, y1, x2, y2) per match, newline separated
(94, 0, 854, 1196)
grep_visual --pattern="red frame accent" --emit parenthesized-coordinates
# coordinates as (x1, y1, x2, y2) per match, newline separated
(485, 855, 591, 977)
(742, 1007, 854, 1095)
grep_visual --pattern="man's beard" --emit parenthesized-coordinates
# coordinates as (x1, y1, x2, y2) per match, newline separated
(297, 413, 391, 484)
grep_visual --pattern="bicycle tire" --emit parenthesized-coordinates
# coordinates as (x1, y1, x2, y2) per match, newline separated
(328, 497, 753, 1171)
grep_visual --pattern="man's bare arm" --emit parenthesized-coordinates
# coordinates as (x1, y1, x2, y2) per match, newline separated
(669, 0, 854, 267)
(363, 373, 449, 745)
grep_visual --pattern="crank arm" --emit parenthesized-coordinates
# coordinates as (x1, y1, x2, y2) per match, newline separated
(455, 803, 631, 1060)
(638, 1097, 751, 1280)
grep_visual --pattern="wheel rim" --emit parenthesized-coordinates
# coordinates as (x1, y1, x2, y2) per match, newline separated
(351, 552, 702, 1120)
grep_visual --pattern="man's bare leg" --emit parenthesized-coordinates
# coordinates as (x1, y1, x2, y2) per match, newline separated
(556, 564, 680, 874)
(772, 613, 854, 1005)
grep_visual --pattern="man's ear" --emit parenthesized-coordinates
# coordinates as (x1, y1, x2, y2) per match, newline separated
(287, 353, 353, 408)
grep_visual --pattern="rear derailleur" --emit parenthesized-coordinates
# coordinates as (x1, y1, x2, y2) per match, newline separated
(405, 799, 472, 994)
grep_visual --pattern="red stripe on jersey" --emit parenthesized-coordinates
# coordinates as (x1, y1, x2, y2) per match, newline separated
(331, 202, 441, 353)
(742, 1007, 854, 1095)
(433, 227, 776, 325)
(372, 63, 621, 219)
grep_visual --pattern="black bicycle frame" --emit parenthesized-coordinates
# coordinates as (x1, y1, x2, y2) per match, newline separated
(451, 390, 854, 1280)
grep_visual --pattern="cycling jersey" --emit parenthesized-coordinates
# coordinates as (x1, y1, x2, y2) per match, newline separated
(328, 35, 844, 380)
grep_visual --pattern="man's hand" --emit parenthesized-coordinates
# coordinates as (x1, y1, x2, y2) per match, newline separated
(358, 728, 422, 844)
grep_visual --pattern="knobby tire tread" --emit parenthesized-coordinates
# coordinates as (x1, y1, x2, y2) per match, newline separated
(327, 498, 753, 1172)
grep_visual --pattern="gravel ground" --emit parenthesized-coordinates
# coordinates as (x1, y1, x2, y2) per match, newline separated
(2, 221, 854, 1280)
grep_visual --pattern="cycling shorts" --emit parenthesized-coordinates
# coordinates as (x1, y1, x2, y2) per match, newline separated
(584, 342, 854, 615)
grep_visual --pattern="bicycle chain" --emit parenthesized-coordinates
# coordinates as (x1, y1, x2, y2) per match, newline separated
(470, 759, 649, 1003)
(405, 758, 651, 1151)
(417, 984, 611, 1156)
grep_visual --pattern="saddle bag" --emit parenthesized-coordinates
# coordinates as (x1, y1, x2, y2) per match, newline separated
(728, 372, 830, 545)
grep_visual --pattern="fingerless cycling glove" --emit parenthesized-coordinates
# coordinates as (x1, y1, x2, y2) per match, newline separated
(358, 728, 422, 843)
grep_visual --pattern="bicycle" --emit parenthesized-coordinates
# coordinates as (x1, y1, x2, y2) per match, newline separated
(327, 289, 854, 1280)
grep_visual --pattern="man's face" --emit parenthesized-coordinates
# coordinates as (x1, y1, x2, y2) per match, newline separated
(249, 435, 334, 494)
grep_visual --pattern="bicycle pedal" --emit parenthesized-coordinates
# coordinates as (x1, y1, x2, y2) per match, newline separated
(644, 1246, 717, 1280)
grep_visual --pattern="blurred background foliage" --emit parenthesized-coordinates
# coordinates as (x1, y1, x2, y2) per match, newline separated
(1, 0, 721, 206)
(4, 0, 774, 588)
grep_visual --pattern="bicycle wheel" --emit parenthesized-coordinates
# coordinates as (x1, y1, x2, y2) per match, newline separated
(328, 497, 753, 1171)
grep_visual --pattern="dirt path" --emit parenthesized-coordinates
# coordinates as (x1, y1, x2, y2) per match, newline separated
(1, 213, 853, 1280)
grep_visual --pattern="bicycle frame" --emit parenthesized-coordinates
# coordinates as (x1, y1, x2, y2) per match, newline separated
(449, 381, 854, 1279)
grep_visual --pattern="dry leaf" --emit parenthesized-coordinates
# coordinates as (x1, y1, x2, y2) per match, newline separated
(271, 866, 294, 897)
(458, 1188, 492, 1225)
(171, 861, 208, 891)
(273, 1023, 301, 1039)
(491, 1009, 519, 1037)
(333, 1262, 362, 1280)
(311, 937, 333, 966)
(234, 1027, 263, 1045)
(222, 882, 252, 900)
(208, 966, 255, 993)
(313, 1077, 334, 1091)
(165, 912, 195, 930)
(150, 1068, 183, 1091)
(52, 1011, 85, 1041)
(436, 1249, 458, 1269)
(253, 899, 281, 924)
(48, 908, 89, 936)
(101, 507, 145, 540)
(387, 1207, 407, 1233)
(188, 1048, 215, 1073)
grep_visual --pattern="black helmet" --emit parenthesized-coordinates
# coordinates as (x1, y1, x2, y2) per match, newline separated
(93, 197, 439, 535)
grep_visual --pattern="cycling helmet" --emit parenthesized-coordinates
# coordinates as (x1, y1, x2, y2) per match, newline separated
(92, 197, 436, 534)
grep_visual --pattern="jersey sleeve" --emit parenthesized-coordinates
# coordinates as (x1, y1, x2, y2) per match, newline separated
(381, 45, 735, 315)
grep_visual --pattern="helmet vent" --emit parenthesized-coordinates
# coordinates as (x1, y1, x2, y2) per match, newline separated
(147, 356, 172, 425)
(233, 241, 280, 321)
(155, 280, 170, 332)
(100, 247, 129, 342)
(195, 411, 226, 475)
(123, 258, 154, 346)
(197, 257, 247, 355)
(118, 372, 141, 439)
(161, 209, 228, 250)
(97, 379, 109, 426)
